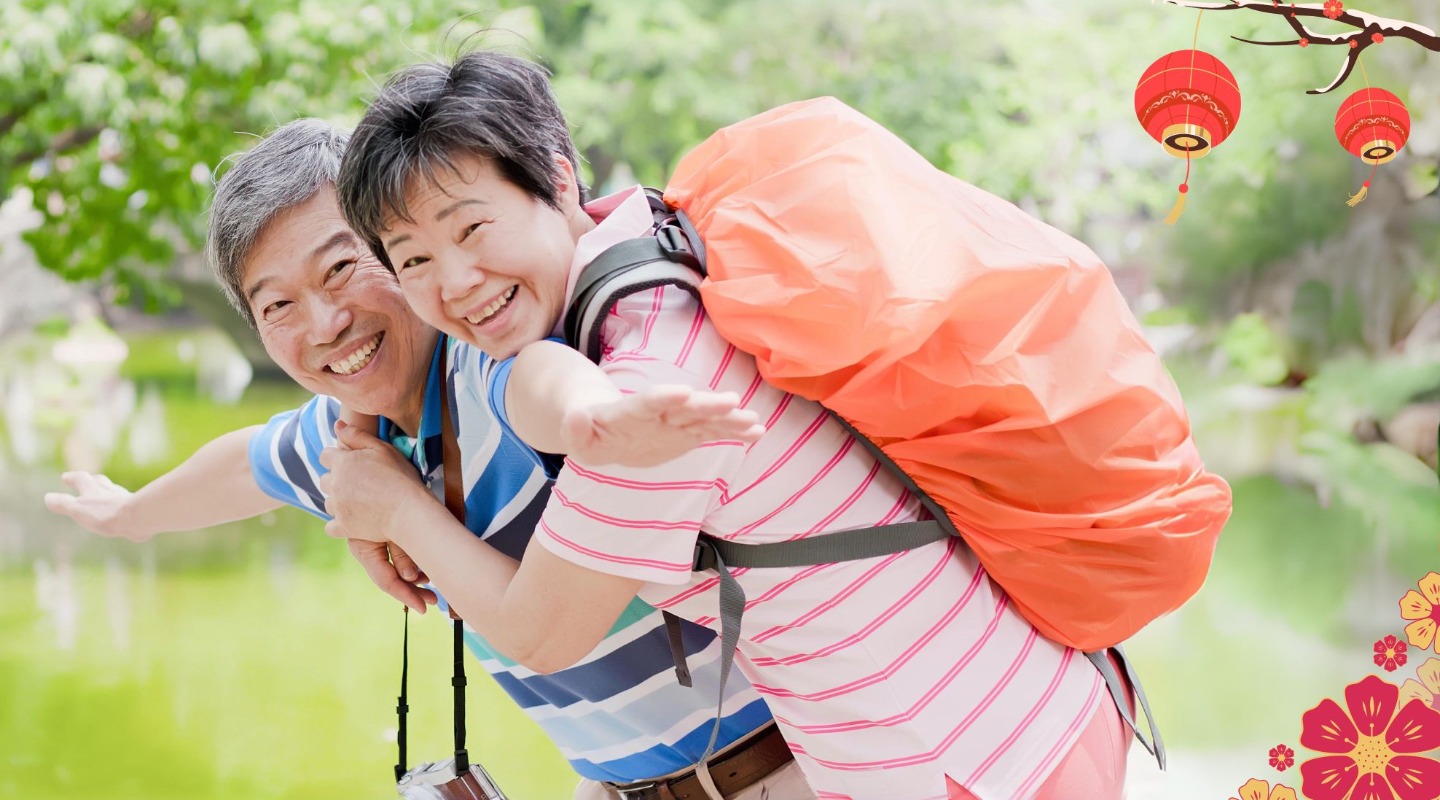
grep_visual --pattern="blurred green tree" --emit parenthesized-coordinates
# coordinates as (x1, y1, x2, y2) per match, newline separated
(0, 0, 537, 309)
(3, 0, 1436, 357)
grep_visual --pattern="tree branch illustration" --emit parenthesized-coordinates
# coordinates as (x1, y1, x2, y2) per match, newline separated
(1162, 1, 1440, 93)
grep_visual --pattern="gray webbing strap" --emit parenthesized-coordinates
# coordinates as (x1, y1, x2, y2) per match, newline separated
(1086, 647, 1166, 770)
(825, 413, 959, 537)
(692, 541, 748, 775)
(686, 520, 948, 774)
(694, 520, 949, 570)
(661, 611, 693, 688)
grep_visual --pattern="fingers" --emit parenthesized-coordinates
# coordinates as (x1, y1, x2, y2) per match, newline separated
(638, 385, 695, 411)
(646, 387, 739, 418)
(60, 471, 103, 495)
(635, 386, 764, 442)
(388, 543, 425, 584)
(334, 420, 387, 451)
(730, 420, 767, 443)
(347, 539, 428, 614)
(337, 406, 379, 436)
(43, 492, 78, 517)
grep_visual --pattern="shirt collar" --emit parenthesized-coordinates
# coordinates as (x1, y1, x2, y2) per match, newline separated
(556, 185, 657, 325)
(376, 336, 448, 475)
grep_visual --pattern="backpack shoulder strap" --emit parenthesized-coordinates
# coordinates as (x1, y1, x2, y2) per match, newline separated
(562, 189, 706, 362)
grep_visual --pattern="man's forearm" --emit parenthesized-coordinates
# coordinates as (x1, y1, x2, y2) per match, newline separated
(126, 426, 282, 536)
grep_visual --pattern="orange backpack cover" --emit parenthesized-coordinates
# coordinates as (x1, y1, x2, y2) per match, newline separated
(663, 97, 1232, 651)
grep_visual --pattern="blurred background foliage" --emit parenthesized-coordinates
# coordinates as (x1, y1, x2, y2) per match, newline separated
(1, 0, 1438, 797)
(4, 0, 1436, 478)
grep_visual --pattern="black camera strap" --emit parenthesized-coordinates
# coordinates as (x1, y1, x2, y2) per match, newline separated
(395, 606, 410, 782)
(394, 345, 470, 779)
(395, 610, 469, 778)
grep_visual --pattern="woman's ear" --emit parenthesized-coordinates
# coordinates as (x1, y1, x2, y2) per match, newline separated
(552, 152, 584, 210)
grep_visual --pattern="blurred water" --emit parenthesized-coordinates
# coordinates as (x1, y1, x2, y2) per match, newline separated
(0, 326, 1436, 799)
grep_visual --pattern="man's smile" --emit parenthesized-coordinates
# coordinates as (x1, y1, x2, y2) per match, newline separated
(324, 332, 384, 376)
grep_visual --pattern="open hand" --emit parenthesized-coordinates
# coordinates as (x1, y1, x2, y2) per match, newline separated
(43, 472, 148, 542)
(560, 385, 765, 468)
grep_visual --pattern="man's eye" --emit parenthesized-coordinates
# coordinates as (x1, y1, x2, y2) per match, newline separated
(327, 259, 354, 280)
(262, 300, 290, 319)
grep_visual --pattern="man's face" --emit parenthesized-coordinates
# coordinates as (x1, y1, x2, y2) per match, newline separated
(381, 154, 585, 360)
(242, 186, 437, 427)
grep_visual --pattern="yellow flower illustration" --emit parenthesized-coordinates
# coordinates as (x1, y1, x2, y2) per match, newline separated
(1400, 573, 1440, 652)
(1401, 658, 1440, 712)
(1230, 777, 1297, 800)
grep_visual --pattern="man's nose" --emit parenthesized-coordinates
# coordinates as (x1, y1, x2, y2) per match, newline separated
(306, 294, 354, 345)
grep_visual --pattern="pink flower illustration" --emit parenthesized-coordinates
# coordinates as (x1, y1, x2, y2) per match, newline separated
(1323, 0, 1345, 20)
(1376, 635, 1410, 672)
(1299, 674, 1440, 800)
(1269, 743, 1295, 772)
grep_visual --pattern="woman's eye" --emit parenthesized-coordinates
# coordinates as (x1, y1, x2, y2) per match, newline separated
(400, 256, 428, 271)
(262, 300, 290, 319)
(461, 222, 482, 240)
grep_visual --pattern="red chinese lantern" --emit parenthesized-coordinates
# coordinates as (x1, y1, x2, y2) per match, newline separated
(1134, 50, 1242, 224)
(1334, 87, 1410, 207)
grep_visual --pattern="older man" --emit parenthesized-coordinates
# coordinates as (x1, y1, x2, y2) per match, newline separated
(46, 119, 809, 800)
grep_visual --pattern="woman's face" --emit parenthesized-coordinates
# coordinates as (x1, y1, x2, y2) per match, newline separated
(381, 154, 590, 360)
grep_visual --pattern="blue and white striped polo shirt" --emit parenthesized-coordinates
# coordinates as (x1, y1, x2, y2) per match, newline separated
(249, 338, 772, 782)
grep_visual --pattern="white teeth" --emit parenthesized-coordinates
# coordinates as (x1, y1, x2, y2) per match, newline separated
(466, 286, 517, 325)
(328, 334, 381, 376)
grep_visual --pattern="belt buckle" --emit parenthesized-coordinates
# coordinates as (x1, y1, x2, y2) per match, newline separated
(616, 779, 680, 800)
(613, 780, 657, 800)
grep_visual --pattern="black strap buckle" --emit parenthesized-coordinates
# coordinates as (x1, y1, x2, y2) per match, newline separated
(656, 222, 702, 272)
(691, 538, 718, 572)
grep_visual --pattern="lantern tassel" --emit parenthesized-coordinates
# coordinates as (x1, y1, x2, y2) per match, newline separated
(1164, 156, 1193, 226)
(1348, 163, 1378, 208)
(1163, 187, 1189, 225)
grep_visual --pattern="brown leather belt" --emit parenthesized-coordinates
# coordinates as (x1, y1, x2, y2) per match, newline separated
(607, 724, 793, 800)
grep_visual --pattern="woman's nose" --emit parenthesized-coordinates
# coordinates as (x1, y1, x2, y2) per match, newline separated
(437, 249, 485, 303)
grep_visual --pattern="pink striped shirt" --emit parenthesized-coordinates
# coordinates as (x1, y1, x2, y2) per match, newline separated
(534, 187, 1104, 800)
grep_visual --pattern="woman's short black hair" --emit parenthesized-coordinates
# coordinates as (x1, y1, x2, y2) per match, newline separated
(338, 50, 585, 268)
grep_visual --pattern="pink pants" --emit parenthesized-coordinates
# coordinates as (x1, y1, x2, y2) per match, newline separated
(947, 655, 1133, 800)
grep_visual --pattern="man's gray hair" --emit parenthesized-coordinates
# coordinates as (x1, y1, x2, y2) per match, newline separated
(206, 119, 349, 330)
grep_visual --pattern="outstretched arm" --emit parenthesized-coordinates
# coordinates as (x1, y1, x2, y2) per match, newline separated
(504, 339, 763, 466)
(43, 426, 281, 541)
(44, 417, 433, 614)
